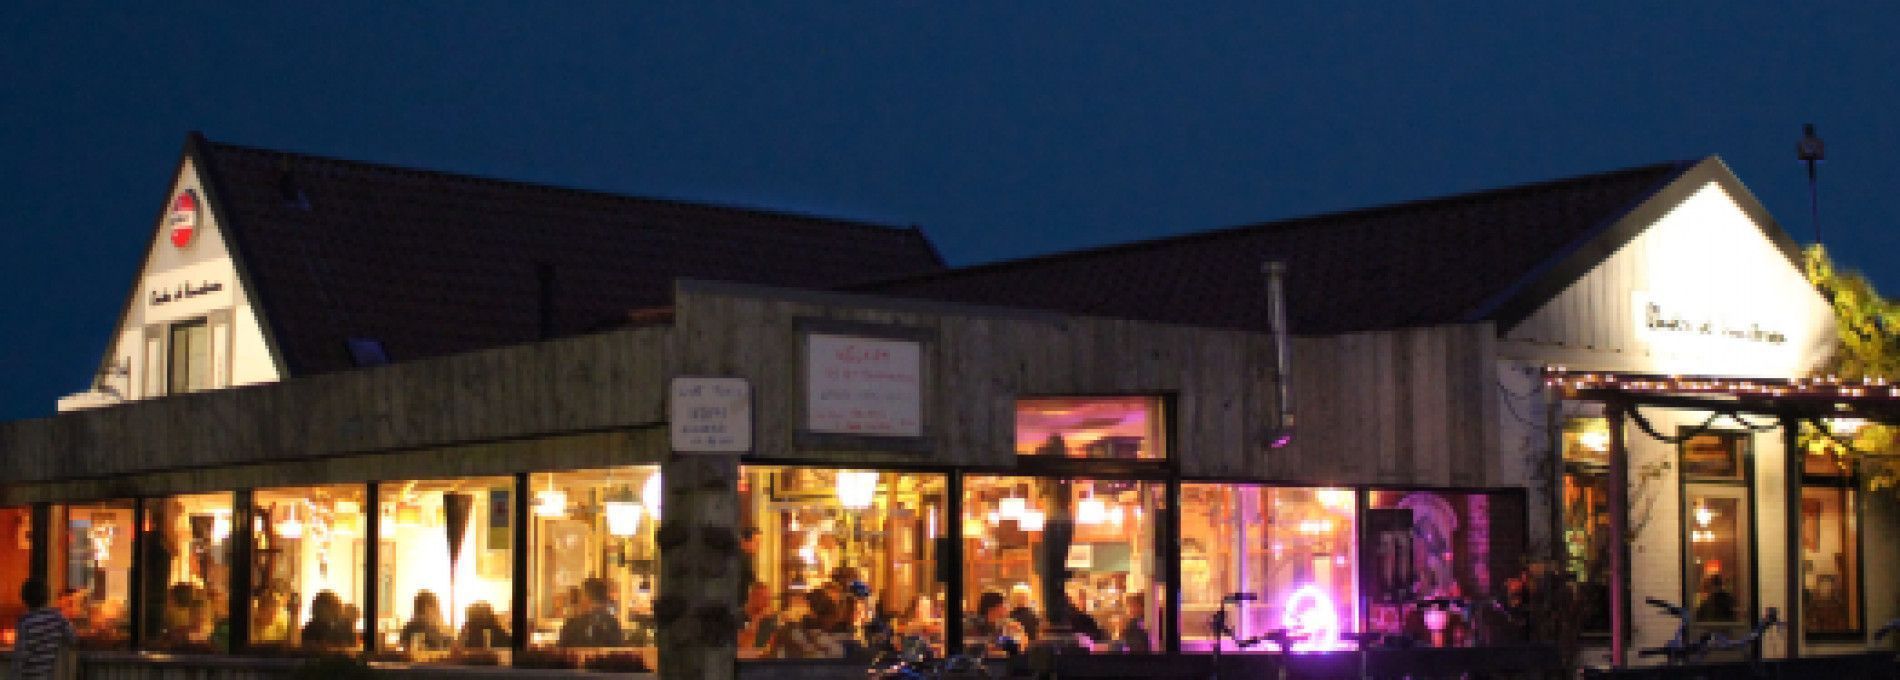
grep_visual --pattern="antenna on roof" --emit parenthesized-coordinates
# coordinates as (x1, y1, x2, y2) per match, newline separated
(1797, 123, 1825, 244)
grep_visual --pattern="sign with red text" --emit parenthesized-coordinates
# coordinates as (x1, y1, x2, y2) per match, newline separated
(805, 333, 922, 437)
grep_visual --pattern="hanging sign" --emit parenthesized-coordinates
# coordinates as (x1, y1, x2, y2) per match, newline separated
(168, 190, 201, 249)
(805, 333, 923, 437)
(670, 377, 752, 453)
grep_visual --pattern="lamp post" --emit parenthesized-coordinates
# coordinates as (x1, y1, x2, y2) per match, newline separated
(1798, 123, 1826, 243)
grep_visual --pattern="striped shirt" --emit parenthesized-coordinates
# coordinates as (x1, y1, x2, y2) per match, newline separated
(10, 608, 75, 680)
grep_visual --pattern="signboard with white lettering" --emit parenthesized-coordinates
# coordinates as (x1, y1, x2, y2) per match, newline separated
(669, 377, 752, 453)
(805, 333, 923, 437)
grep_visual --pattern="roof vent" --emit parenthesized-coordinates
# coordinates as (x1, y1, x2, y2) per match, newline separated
(346, 338, 389, 367)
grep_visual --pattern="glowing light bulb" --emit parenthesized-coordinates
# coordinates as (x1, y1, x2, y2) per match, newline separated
(1076, 497, 1107, 525)
(1019, 510, 1045, 532)
(605, 500, 644, 537)
(533, 488, 568, 518)
(642, 473, 662, 520)
(835, 471, 879, 510)
(998, 497, 1027, 519)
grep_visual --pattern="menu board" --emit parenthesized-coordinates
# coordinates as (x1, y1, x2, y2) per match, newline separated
(805, 333, 923, 437)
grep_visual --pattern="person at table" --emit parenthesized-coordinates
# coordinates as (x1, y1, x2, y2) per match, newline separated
(737, 582, 781, 658)
(399, 590, 451, 652)
(1694, 574, 1738, 622)
(301, 591, 356, 648)
(460, 601, 512, 649)
(1118, 592, 1151, 653)
(965, 591, 1025, 655)
(780, 590, 846, 659)
(558, 577, 623, 647)
(1007, 587, 1041, 641)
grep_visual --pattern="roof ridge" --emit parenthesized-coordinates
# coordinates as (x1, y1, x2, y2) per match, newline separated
(860, 158, 1696, 290)
(199, 136, 923, 236)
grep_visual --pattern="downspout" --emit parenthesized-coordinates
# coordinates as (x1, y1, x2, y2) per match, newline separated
(1264, 261, 1295, 448)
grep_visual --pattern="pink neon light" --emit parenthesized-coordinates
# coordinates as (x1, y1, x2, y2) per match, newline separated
(1279, 583, 1343, 652)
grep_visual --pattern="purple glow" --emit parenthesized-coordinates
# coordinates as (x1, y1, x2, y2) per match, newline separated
(1280, 583, 1343, 652)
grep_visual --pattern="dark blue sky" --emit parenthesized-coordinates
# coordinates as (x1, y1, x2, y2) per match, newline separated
(3, 3, 1897, 421)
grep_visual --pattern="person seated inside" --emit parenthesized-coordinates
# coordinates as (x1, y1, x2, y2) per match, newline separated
(737, 582, 781, 658)
(964, 591, 1026, 656)
(558, 577, 623, 647)
(158, 583, 210, 646)
(1118, 592, 1151, 653)
(778, 590, 845, 659)
(1007, 587, 1041, 642)
(400, 590, 451, 652)
(1694, 574, 1738, 622)
(460, 601, 512, 649)
(301, 591, 356, 648)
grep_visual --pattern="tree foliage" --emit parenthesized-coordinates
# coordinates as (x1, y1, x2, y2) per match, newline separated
(1803, 245, 1900, 491)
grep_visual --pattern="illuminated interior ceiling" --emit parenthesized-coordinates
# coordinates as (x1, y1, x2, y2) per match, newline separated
(1014, 396, 1157, 454)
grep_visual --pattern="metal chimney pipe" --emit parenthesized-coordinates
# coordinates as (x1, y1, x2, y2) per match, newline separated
(1263, 261, 1295, 448)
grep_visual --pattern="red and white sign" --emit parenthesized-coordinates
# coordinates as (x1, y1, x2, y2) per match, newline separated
(167, 190, 200, 248)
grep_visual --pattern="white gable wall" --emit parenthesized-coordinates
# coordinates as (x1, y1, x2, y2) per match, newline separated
(62, 159, 279, 410)
(1503, 180, 1834, 377)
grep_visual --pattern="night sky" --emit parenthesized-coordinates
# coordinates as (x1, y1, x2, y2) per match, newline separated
(3, 3, 1898, 421)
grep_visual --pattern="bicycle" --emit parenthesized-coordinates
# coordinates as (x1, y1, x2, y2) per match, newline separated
(1635, 597, 1781, 666)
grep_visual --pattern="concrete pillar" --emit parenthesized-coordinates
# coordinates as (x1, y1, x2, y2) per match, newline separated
(655, 455, 741, 679)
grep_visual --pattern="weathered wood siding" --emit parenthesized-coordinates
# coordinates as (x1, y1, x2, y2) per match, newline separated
(1272, 323, 1504, 487)
(671, 280, 1286, 476)
(0, 325, 675, 494)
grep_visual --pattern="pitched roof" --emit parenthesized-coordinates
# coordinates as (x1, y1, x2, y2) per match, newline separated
(191, 134, 944, 376)
(864, 159, 1713, 335)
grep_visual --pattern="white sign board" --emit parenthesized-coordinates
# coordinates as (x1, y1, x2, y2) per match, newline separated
(805, 333, 923, 437)
(670, 377, 752, 453)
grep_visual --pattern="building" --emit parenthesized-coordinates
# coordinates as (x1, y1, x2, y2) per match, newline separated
(0, 138, 1889, 679)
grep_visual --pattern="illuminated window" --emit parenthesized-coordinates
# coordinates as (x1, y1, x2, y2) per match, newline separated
(1015, 397, 1166, 460)
(1679, 431, 1751, 637)
(50, 502, 135, 649)
(1561, 417, 1611, 465)
(736, 467, 947, 661)
(0, 507, 29, 648)
(141, 493, 235, 652)
(1179, 485, 1356, 652)
(1364, 490, 1526, 645)
(1559, 471, 1612, 634)
(375, 477, 515, 665)
(523, 466, 661, 672)
(1801, 486, 1860, 636)
(962, 475, 1164, 655)
(250, 485, 367, 652)
(167, 319, 213, 394)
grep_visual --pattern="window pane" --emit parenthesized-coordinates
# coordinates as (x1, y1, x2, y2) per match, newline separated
(51, 502, 134, 648)
(0, 507, 30, 648)
(1562, 417, 1611, 465)
(1801, 486, 1859, 634)
(1016, 397, 1166, 459)
(142, 493, 235, 652)
(523, 466, 660, 672)
(963, 476, 1164, 656)
(375, 477, 514, 665)
(736, 467, 947, 662)
(1179, 485, 1357, 652)
(251, 485, 367, 652)
(1365, 490, 1526, 646)
(1680, 434, 1743, 479)
(1560, 470, 1612, 633)
(1685, 491, 1750, 626)
(167, 320, 212, 395)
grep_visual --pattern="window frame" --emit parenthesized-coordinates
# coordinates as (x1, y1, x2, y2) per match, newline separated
(1798, 462, 1865, 641)
(1675, 428, 1759, 637)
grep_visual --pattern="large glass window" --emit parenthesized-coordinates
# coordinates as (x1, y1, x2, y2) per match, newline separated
(1016, 397, 1166, 460)
(50, 502, 134, 648)
(963, 475, 1164, 656)
(1679, 431, 1751, 639)
(736, 467, 947, 662)
(1364, 490, 1526, 647)
(0, 507, 30, 648)
(376, 477, 515, 665)
(1179, 485, 1356, 652)
(1558, 416, 1613, 636)
(523, 466, 661, 671)
(1800, 485, 1859, 635)
(250, 485, 367, 652)
(142, 493, 235, 652)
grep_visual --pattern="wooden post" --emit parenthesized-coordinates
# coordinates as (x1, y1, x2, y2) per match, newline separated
(1606, 401, 1630, 667)
(28, 503, 50, 587)
(229, 489, 254, 653)
(655, 455, 740, 679)
(512, 473, 531, 661)
(1781, 415, 1802, 659)
(363, 482, 381, 654)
